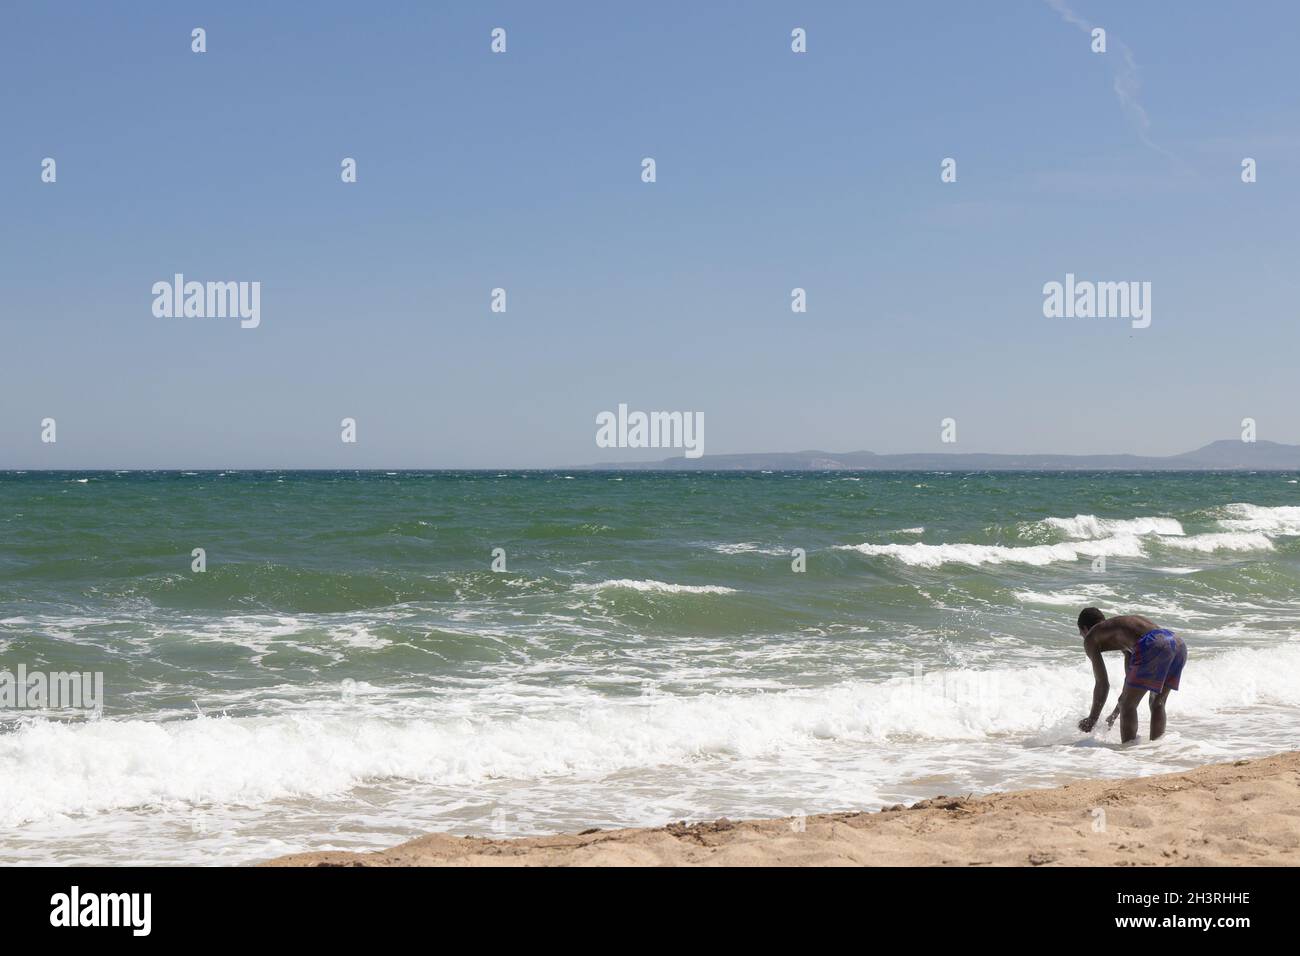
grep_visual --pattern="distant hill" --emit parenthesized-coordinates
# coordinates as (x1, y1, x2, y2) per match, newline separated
(583, 440, 1300, 471)
(1169, 439, 1300, 469)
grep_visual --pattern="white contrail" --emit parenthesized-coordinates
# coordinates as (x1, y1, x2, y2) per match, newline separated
(1042, 0, 1176, 161)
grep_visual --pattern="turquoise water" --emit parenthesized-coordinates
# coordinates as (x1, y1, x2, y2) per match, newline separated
(2, 470, 1299, 864)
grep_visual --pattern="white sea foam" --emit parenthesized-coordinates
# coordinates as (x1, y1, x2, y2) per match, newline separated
(838, 535, 1145, 568)
(712, 542, 758, 554)
(1160, 532, 1274, 553)
(3, 643, 1298, 828)
(1039, 514, 1184, 539)
(1116, 597, 1212, 621)
(1012, 587, 1115, 607)
(1216, 503, 1300, 536)
(1011, 588, 1207, 621)
(574, 579, 737, 595)
(857, 516, 1277, 567)
(710, 543, 785, 556)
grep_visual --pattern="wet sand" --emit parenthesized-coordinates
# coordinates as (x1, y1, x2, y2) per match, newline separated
(264, 751, 1300, 866)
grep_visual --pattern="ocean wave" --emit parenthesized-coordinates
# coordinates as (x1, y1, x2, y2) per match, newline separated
(4, 643, 1298, 826)
(710, 543, 786, 556)
(837, 536, 1145, 568)
(1012, 588, 1115, 607)
(1038, 514, 1184, 539)
(1216, 503, 1300, 536)
(1160, 532, 1274, 554)
(845, 518, 1278, 567)
(574, 579, 738, 595)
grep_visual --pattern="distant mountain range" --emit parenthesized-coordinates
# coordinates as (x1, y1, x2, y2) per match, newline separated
(584, 440, 1300, 471)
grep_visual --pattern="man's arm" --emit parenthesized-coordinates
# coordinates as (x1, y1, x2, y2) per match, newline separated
(1105, 652, 1131, 727)
(1078, 635, 1110, 732)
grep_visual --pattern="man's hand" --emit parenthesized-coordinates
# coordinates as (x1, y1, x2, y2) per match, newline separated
(1105, 704, 1122, 728)
(1078, 715, 1098, 733)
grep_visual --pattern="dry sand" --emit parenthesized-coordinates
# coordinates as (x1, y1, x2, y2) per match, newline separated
(265, 751, 1300, 866)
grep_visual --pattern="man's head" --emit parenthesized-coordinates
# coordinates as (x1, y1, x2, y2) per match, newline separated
(1078, 607, 1106, 636)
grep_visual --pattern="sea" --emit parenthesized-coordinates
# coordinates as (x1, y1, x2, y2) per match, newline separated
(2, 470, 1298, 864)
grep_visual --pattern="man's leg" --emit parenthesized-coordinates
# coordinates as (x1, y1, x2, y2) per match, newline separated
(1118, 684, 1147, 743)
(1149, 686, 1172, 740)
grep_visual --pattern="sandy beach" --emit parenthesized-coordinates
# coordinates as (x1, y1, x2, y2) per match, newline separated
(265, 751, 1300, 867)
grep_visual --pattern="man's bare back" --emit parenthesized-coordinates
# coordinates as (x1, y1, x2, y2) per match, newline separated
(1076, 608, 1188, 743)
(1084, 614, 1157, 655)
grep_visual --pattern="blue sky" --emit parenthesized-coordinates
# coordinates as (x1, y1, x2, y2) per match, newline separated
(2, 1, 1298, 467)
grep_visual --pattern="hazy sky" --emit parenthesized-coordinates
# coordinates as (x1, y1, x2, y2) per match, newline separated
(3, 1, 1298, 468)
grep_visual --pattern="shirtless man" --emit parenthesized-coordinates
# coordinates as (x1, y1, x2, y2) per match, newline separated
(1075, 608, 1188, 743)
